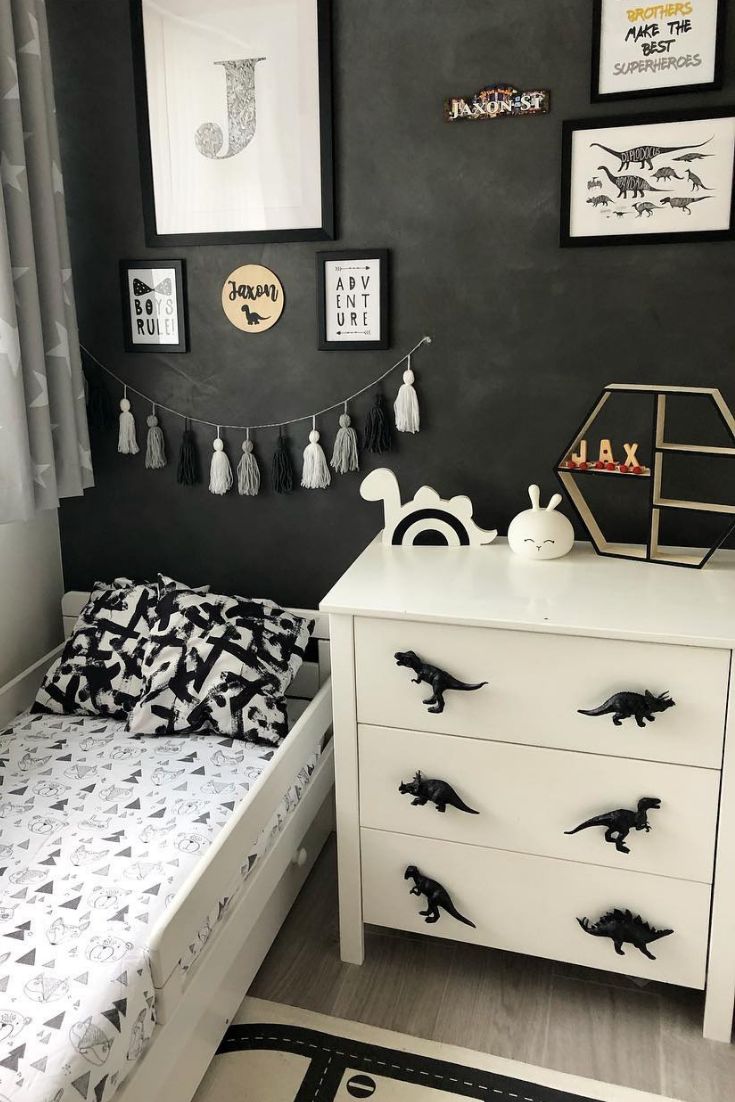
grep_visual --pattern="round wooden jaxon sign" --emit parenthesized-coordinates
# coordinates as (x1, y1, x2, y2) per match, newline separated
(221, 264, 284, 333)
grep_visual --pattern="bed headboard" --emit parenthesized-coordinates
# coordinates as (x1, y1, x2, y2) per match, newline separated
(0, 594, 330, 727)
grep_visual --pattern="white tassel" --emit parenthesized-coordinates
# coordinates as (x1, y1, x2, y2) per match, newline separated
(394, 356, 420, 434)
(145, 407, 166, 469)
(209, 431, 233, 495)
(237, 431, 260, 496)
(118, 391, 139, 455)
(301, 419, 331, 489)
(330, 407, 359, 474)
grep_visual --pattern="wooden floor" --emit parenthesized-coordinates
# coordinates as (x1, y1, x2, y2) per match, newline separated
(250, 834, 735, 1102)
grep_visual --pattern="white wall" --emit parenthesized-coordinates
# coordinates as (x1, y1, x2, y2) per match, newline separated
(0, 510, 64, 685)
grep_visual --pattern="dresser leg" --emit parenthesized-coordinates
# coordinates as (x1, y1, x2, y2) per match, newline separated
(329, 613, 365, 965)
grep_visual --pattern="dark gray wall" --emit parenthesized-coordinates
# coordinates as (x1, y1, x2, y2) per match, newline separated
(48, 0, 735, 606)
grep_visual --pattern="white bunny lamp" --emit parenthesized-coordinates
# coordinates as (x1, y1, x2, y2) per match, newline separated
(507, 485, 574, 560)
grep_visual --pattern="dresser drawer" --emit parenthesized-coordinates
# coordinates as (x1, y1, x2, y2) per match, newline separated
(354, 617, 729, 768)
(358, 725, 719, 882)
(361, 828, 710, 988)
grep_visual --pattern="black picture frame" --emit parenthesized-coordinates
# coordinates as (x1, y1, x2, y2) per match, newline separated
(591, 0, 727, 102)
(560, 105, 735, 248)
(316, 249, 390, 351)
(129, 0, 334, 247)
(120, 259, 189, 353)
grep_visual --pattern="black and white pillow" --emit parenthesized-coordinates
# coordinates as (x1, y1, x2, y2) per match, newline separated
(32, 575, 209, 720)
(33, 582, 156, 720)
(126, 590, 313, 743)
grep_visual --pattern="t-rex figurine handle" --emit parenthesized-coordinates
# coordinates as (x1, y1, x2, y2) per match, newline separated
(404, 866, 476, 927)
(394, 651, 488, 714)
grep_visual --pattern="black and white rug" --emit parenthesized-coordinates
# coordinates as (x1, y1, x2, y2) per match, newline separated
(193, 1000, 677, 1102)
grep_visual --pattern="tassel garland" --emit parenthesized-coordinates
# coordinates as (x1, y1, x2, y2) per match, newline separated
(209, 432, 233, 495)
(394, 356, 420, 434)
(272, 431, 295, 494)
(301, 420, 331, 489)
(145, 408, 167, 469)
(177, 419, 199, 485)
(96, 334, 431, 497)
(331, 407, 359, 474)
(365, 392, 392, 454)
(237, 432, 260, 496)
(118, 391, 139, 455)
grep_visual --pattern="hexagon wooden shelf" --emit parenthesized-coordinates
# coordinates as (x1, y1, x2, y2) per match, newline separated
(555, 384, 735, 569)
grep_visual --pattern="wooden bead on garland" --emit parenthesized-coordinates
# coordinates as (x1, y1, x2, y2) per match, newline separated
(301, 417, 331, 489)
(272, 428, 295, 494)
(330, 404, 359, 474)
(177, 418, 199, 485)
(237, 429, 260, 496)
(394, 353, 420, 434)
(145, 405, 167, 469)
(118, 387, 139, 455)
(209, 429, 233, 495)
(365, 391, 391, 454)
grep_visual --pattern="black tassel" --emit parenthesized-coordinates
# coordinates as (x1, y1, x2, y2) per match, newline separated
(365, 391, 392, 454)
(84, 361, 115, 434)
(177, 419, 200, 485)
(272, 430, 295, 494)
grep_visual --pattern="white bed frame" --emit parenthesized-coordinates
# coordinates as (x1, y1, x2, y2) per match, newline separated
(0, 592, 335, 1102)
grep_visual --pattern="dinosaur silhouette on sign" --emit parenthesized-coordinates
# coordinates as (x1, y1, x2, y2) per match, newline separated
(242, 304, 270, 326)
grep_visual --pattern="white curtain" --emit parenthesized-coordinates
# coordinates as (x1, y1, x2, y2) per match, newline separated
(0, 0, 92, 524)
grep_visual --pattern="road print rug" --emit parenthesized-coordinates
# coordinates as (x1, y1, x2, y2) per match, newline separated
(193, 1000, 680, 1102)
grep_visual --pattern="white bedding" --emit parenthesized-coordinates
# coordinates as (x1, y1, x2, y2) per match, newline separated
(0, 712, 320, 1102)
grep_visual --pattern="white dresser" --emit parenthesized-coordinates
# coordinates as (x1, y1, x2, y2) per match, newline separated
(320, 539, 735, 1042)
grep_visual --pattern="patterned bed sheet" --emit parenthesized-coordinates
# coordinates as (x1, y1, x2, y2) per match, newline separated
(0, 712, 321, 1102)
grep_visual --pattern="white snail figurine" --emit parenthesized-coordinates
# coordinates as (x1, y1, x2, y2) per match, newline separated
(507, 485, 574, 560)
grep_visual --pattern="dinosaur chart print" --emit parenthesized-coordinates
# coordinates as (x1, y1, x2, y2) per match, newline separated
(0, 712, 320, 1102)
(564, 109, 735, 243)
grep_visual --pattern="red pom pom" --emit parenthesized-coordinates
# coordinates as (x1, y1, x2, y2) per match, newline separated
(578, 461, 588, 470)
(595, 461, 604, 469)
(633, 465, 643, 475)
(620, 464, 630, 474)
(606, 462, 616, 471)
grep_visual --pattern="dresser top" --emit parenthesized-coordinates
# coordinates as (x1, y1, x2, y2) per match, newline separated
(320, 539, 735, 649)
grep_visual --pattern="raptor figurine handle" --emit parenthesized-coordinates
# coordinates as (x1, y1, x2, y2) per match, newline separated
(394, 651, 488, 715)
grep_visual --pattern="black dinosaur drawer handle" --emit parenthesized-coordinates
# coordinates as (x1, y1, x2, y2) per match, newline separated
(565, 797, 661, 854)
(577, 908, 673, 959)
(405, 865, 476, 927)
(578, 690, 675, 728)
(399, 771, 479, 815)
(394, 651, 488, 714)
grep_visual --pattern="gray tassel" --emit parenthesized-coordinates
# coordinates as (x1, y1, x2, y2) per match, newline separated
(237, 431, 260, 496)
(331, 406, 359, 474)
(145, 407, 167, 469)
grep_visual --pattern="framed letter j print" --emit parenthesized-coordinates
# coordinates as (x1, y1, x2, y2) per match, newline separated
(130, 0, 334, 246)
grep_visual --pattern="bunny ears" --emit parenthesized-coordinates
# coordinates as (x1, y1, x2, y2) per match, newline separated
(527, 485, 563, 513)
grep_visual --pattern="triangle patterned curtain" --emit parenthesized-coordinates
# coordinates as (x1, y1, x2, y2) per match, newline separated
(0, 0, 92, 524)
